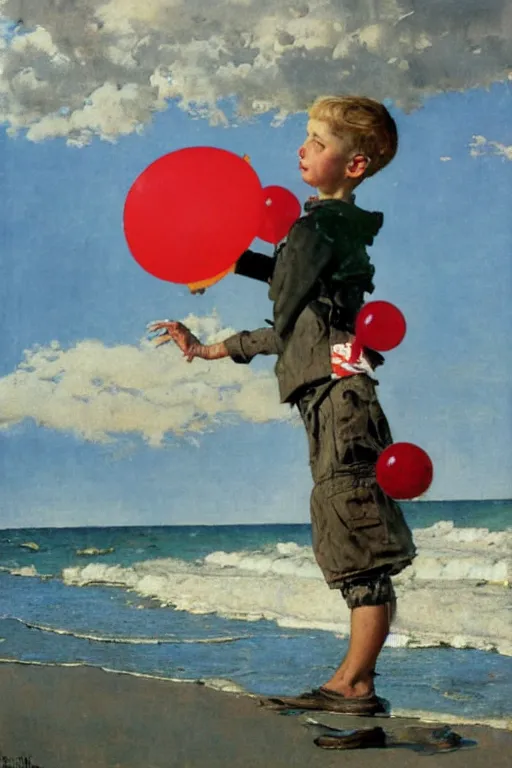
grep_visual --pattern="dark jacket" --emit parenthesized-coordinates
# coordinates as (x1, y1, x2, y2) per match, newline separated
(223, 198, 384, 404)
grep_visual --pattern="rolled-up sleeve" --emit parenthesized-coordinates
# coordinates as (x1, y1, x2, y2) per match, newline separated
(223, 328, 282, 364)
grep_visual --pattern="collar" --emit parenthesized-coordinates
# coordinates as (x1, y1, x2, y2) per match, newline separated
(304, 197, 383, 242)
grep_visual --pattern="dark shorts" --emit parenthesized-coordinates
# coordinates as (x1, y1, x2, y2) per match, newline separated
(297, 375, 416, 597)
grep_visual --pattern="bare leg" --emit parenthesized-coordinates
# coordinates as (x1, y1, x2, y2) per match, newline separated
(322, 602, 393, 698)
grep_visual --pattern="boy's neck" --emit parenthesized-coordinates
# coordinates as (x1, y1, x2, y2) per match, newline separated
(317, 185, 355, 203)
(317, 192, 354, 203)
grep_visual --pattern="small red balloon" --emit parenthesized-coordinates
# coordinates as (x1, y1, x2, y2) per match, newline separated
(124, 147, 263, 284)
(376, 443, 433, 500)
(355, 301, 406, 352)
(258, 185, 302, 244)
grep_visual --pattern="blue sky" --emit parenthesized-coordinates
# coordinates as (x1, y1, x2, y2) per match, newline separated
(0, 25, 511, 526)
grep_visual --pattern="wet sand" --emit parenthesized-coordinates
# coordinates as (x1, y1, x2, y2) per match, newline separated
(0, 662, 511, 768)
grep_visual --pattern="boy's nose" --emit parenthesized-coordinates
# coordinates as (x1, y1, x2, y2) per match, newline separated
(298, 146, 305, 159)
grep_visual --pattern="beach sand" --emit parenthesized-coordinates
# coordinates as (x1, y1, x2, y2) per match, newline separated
(0, 662, 510, 768)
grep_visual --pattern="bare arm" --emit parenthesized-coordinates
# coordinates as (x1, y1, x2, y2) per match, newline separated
(147, 322, 281, 363)
(147, 321, 229, 361)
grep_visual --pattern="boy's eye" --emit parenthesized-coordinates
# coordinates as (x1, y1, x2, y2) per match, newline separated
(304, 134, 324, 149)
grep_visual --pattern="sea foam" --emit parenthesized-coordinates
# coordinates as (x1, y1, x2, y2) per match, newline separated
(62, 522, 512, 656)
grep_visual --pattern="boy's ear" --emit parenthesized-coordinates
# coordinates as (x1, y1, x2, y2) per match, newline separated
(345, 154, 369, 179)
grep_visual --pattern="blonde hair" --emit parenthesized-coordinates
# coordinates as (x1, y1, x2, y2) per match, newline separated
(309, 95, 398, 178)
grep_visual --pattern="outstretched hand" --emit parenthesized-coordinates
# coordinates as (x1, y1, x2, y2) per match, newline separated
(147, 320, 201, 361)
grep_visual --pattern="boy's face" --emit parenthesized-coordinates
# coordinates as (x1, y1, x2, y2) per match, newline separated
(298, 118, 362, 197)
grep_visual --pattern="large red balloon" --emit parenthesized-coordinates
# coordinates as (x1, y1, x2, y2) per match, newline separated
(258, 185, 302, 244)
(355, 301, 406, 352)
(376, 443, 433, 500)
(124, 148, 263, 284)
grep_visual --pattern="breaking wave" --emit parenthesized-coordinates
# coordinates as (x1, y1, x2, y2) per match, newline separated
(58, 522, 511, 656)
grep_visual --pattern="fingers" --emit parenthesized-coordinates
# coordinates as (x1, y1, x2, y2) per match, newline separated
(147, 321, 178, 333)
(149, 325, 191, 351)
(152, 332, 196, 361)
(151, 334, 197, 362)
(146, 318, 172, 330)
(146, 320, 200, 360)
(152, 335, 172, 348)
(151, 331, 187, 351)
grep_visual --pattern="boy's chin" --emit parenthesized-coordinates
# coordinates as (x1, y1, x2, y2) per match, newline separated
(300, 172, 316, 188)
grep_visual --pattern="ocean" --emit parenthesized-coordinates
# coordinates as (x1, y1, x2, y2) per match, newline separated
(0, 499, 511, 725)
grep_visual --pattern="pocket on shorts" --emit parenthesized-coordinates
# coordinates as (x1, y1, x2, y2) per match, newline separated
(342, 487, 383, 530)
(310, 480, 388, 579)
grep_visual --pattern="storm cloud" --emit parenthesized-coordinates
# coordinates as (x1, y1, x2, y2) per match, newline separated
(0, 0, 511, 145)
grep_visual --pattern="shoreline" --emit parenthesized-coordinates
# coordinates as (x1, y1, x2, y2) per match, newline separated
(1, 661, 511, 768)
(1, 658, 510, 731)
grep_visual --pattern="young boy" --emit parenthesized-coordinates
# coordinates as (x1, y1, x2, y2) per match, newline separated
(149, 96, 416, 715)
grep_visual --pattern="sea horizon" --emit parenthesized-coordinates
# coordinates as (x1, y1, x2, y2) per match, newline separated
(2, 496, 510, 531)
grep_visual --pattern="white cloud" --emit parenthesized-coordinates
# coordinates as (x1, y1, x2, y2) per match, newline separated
(469, 134, 512, 161)
(0, 312, 292, 446)
(0, 0, 510, 145)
